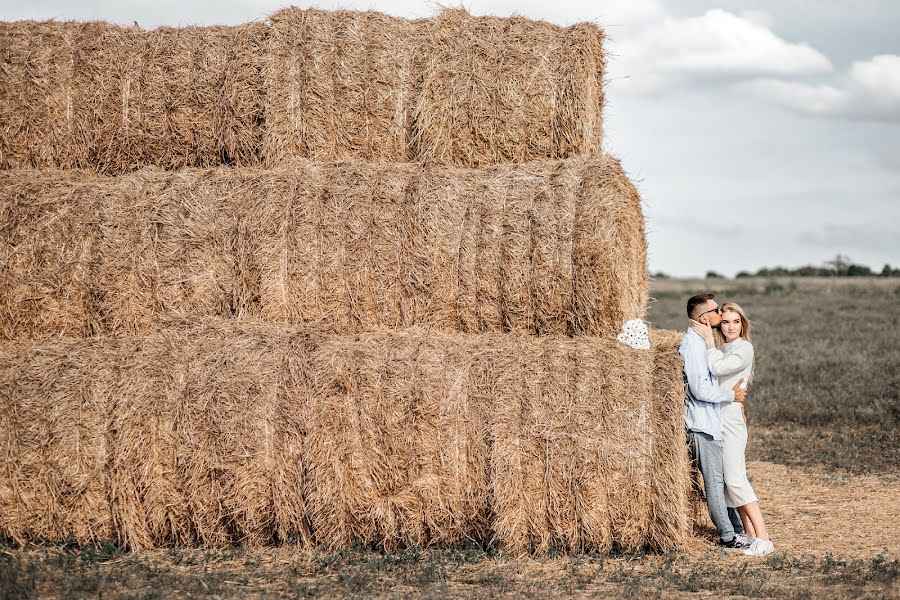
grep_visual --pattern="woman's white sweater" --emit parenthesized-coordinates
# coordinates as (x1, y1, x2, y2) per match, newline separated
(707, 337, 754, 392)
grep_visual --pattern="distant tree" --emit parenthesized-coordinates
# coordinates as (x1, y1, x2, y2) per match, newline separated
(705, 270, 724, 279)
(847, 263, 874, 277)
(757, 266, 790, 277)
(651, 271, 670, 280)
(880, 264, 900, 277)
(734, 256, 886, 278)
(793, 265, 834, 277)
(827, 254, 852, 276)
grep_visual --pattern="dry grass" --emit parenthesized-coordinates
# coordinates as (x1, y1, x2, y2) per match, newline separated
(1, 8, 604, 173)
(0, 323, 688, 553)
(0, 156, 646, 339)
(647, 277, 900, 473)
(1, 540, 896, 599)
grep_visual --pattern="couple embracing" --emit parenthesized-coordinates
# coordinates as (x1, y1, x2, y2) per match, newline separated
(680, 293, 775, 557)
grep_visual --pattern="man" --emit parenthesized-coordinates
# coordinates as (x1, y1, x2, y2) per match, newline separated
(680, 293, 751, 551)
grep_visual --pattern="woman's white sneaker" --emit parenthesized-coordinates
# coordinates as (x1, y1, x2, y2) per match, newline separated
(743, 539, 775, 556)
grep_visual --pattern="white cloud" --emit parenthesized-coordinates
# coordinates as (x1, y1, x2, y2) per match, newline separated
(851, 54, 900, 103)
(449, 0, 665, 26)
(795, 223, 900, 256)
(737, 9, 775, 29)
(590, 0, 666, 25)
(741, 54, 900, 122)
(609, 9, 832, 94)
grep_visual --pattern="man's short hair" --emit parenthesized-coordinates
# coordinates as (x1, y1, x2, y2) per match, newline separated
(687, 293, 716, 318)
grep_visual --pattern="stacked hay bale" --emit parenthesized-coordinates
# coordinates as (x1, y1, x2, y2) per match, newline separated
(0, 157, 646, 339)
(0, 8, 690, 553)
(1, 10, 602, 173)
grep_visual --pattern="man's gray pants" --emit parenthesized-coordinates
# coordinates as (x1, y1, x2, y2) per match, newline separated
(687, 430, 744, 543)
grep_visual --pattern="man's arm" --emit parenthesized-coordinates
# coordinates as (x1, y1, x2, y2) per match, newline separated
(682, 338, 735, 404)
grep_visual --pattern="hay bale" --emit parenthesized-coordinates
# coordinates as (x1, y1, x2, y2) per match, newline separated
(250, 156, 646, 337)
(0, 156, 645, 339)
(304, 330, 492, 550)
(105, 332, 190, 550)
(106, 321, 315, 550)
(646, 329, 694, 550)
(0, 337, 114, 545)
(411, 11, 604, 166)
(0, 170, 98, 338)
(2, 9, 603, 172)
(265, 7, 605, 167)
(0, 323, 691, 552)
(0, 22, 78, 169)
(0, 21, 266, 174)
(264, 9, 416, 165)
(92, 167, 261, 335)
(487, 335, 655, 553)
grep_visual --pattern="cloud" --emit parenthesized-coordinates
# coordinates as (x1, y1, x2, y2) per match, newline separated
(609, 9, 832, 94)
(590, 0, 665, 25)
(740, 54, 900, 122)
(650, 215, 745, 238)
(795, 223, 900, 255)
(737, 9, 774, 29)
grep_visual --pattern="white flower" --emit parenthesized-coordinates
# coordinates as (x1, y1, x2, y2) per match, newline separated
(617, 319, 651, 350)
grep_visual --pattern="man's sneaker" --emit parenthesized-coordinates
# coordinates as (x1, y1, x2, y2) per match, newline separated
(742, 539, 775, 557)
(720, 536, 753, 553)
(735, 533, 755, 546)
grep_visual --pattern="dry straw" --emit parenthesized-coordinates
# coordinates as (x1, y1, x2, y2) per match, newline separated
(0, 322, 690, 553)
(0, 169, 100, 338)
(0, 337, 116, 544)
(0, 156, 647, 339)
(0, 21, 266, 174)
(1, 8, 604, 173)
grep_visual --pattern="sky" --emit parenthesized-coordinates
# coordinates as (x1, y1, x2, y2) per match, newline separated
(2, 0, 898, 277)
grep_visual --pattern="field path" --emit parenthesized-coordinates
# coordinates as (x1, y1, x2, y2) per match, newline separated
(729, 461, 899, 559)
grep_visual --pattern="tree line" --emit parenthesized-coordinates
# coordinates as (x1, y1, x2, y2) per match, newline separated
(653, 255, 900, 279)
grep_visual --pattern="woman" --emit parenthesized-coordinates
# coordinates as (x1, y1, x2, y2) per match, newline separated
(691, 302, 775, 556)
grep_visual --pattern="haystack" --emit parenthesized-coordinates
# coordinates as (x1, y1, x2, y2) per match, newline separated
(105, 323, 317, 549)
(1, 8, 604, 172)
(0, 156, 647, 339)
(0, 337, 115, 545)
(265, 8, 605, 167)
(0, 322, 690, 553)
(0, 170, 98, 338)
(0, 20, 266, 174)
(263, 9, 416, 164)
(647, 329, 693, 548)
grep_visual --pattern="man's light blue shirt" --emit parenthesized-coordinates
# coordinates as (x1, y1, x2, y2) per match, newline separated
(679, 328, 735, 440)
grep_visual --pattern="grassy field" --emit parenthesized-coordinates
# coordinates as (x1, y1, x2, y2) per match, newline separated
(647, 277, 900, 473)
(2, 278, 898, 599)
(2, 539, 897, 598)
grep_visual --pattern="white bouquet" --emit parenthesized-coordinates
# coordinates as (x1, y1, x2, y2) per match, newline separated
(617, 318, 651, 350)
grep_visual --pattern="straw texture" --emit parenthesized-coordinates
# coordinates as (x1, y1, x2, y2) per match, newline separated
(0, 338, 115, 545)
(0, 323, 688, 553)
(0, 156, 647, 339)
(1, 8, 603, 172)
(0, 20, 266, 174)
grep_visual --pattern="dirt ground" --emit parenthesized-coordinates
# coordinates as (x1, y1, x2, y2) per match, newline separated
(3, 460, 898, 599)
(746, 461, 898, 560)
(683, 460, 900, 560)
